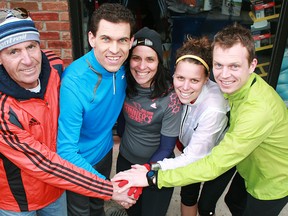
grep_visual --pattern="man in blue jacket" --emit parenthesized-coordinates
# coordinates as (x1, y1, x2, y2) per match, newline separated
(57, 3, 135, 216)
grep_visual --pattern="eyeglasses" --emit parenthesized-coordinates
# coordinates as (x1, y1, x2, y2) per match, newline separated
(0, 8, 29, 23)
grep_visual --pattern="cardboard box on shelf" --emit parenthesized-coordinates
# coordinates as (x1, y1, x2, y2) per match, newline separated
(252, 1, 275, 19)
(253, 33, 272, 48)
(251, 20, 271, 36)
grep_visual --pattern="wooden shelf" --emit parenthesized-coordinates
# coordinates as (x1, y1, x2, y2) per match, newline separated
(256, 62, 270, 77)
(249, 11, 279, 22)
(255, 44, 273, 51)
(249, 1, 282, 78)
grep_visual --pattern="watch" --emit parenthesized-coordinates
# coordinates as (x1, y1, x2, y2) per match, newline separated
(151, 162, 161, 171)
(146, 170, 157, 186)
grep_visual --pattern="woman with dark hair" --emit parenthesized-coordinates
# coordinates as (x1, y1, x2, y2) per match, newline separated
(116, 27, 182, 216)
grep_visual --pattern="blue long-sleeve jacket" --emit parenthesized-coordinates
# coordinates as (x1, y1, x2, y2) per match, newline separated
(57, 50, 126, 178)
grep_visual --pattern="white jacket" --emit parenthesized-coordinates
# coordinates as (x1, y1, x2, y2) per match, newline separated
(159, 80, 229, 170)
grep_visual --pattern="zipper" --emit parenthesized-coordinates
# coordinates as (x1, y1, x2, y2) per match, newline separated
(179, 105, 189, 139)
(113, 73, 116, 95)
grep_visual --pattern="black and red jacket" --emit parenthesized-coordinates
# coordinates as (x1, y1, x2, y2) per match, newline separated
(0, 50, 113, 212)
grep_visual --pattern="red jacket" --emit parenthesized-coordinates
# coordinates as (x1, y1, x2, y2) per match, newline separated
(0, 50, 113, 212)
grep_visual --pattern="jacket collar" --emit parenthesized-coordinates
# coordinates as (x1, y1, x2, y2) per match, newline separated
(224, 73, 257, 102)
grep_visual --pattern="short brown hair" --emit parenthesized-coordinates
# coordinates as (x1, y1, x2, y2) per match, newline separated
(88, 3, 135, 38)
(212, 22, 256, 64)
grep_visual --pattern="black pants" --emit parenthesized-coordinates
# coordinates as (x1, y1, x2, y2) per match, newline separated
(66, 150, 112, 216)
(225, 172, 288, 216)
(116, 153, 174, 216)
(181, 167, 236, 216)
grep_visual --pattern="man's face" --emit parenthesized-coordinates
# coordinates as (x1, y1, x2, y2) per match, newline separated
(88, 19, 133, 72)
(212, 43, 257, 94)
(0, 41, 42, 89)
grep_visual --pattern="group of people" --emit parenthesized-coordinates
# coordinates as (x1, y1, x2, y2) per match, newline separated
(0, 3, 287, 216)
(0, 4, 135, 216)
(113, 15, 288, 216)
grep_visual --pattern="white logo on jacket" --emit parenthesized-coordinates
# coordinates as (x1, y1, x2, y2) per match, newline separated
(150, 103, 157, 109)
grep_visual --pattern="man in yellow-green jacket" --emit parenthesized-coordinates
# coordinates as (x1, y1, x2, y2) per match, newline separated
(113, 23, 288, 216)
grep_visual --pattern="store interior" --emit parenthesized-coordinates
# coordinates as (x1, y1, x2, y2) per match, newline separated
(69, 0, 287, 105)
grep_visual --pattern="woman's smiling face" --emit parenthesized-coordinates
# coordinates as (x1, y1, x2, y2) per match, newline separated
(173, 60, 208, 104)
(129, 45, 159, 88)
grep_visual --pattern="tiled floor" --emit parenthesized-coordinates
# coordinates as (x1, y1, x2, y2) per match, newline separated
(107, 136, 288, 216)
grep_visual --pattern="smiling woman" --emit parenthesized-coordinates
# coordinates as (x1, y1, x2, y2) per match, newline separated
(150, 36, 235, 216)
(173, 61, 208, 104)
(129, 45, 159, 88)
(115, 26, 182, 216)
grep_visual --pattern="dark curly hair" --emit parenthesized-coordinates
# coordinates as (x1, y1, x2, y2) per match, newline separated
(175, 35, 212, 76)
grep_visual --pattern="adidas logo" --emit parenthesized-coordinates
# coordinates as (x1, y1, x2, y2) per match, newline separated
(29, 118, 40, 127)
(150, 103, 157, 109)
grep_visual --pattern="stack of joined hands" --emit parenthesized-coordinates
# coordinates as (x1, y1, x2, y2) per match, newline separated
(111, 164, 151, 209)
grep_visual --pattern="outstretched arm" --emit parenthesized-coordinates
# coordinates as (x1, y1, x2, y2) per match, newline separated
(112, 164, 151, 192)
(149, 134, 177, 162)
